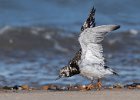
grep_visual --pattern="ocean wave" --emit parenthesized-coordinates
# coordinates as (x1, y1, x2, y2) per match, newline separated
(0, 26, 139, 53)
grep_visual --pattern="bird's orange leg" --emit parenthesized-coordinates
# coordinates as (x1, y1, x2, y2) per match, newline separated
(84, 80, 96, 90)
(85, 84, 95, 90)
(96, 79, 102, 90)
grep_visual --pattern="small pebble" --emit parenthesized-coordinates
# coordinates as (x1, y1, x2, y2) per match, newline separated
(128, 86, 135, 89)
(3, 86, 12, 90)
(49, 85, 58, 90)
(21, 85, 29, 90)
(136, 85, 140, 89)
(12, 85, 22, 90)
(108, 86, 114, 89)
(113, 84, 123, 88)
(42, 86, 49, 90)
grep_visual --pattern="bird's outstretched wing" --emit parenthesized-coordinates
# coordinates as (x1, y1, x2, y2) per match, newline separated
(68, 6, 96, 68)
(81, 6, 96, 31)
(79, 25, 120, 65)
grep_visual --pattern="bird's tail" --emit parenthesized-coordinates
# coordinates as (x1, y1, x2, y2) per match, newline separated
(104, 66, 119, 76)
(112, 71, 119, 76)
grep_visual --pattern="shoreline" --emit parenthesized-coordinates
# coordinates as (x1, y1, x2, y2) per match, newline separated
(0, 90, 140, 100)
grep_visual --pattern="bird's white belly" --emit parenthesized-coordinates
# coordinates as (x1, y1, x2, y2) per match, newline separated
(80, 65, 105, 80)
(78, 45, 110, 80)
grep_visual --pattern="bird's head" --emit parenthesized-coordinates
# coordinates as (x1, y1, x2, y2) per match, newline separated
(56, 66, 71, 80)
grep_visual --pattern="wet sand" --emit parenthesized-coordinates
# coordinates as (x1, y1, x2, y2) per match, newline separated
(0, 90, 139, 100)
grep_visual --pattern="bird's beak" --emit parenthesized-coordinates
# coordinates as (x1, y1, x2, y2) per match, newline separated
(55, 76, 61, 80)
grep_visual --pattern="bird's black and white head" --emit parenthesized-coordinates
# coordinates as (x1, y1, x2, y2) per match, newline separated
(56, 66, 71, 80)
(56, 65, 80, 80)
(59, 66, 71, 78)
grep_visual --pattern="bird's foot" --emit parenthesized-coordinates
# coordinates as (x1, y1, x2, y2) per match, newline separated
(96, 80, 102, 90)
(85, 84, 95, 90)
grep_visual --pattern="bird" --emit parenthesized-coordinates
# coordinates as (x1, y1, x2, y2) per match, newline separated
(57, 6, 120, 90)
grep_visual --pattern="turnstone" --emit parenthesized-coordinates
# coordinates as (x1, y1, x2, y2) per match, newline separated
(57, 6, 120, 90)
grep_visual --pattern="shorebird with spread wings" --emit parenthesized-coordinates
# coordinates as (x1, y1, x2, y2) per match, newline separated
(57, 6, 120, 90)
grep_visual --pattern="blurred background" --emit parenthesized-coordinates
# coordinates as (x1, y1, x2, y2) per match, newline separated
(0, 0, 139, 87)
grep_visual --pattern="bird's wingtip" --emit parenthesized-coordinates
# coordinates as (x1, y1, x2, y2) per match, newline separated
(113, 71, 119, 76)
(113, 25, 120, 31)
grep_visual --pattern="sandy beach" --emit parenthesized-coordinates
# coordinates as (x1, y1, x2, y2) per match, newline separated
(0, 90, 139, 100)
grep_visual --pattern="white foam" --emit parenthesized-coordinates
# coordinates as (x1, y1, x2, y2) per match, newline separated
(0, 26, 12, 35)
(54, 42, 68, 52)
(129, 29, 139, 35)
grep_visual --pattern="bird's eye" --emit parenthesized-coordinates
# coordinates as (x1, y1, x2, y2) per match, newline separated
(61, 72, 66, 77)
